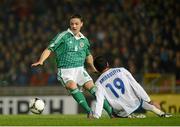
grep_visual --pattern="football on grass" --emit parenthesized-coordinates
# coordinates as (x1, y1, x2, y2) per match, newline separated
(29, 98, 45, 114)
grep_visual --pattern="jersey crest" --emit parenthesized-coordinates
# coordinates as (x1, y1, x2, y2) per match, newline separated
(80, 42, 84, 48)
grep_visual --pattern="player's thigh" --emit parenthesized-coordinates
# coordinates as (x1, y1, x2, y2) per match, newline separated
(57, 68, 78, 89)
(76, 67, 93, 88)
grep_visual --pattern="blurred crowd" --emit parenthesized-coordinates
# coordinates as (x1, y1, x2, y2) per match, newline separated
(0, 0, 179, 86)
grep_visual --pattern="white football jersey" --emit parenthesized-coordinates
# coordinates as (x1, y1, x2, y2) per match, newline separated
(93, 67, 150, 118)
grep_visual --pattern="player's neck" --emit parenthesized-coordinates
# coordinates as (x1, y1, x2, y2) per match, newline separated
(72, 31, 81, 37)
(102, 68, 109, 73)
(75, 33, 81, 37)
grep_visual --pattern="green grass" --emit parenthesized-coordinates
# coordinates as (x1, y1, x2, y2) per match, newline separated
(0, 114, 179, 126)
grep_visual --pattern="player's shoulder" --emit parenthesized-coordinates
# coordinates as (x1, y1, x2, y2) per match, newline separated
(81, 37, 90, 47)
(62, 30, 72, 38)
(95, 78, 101, 86)
(111, 67, 126, 71)
(119, 67, 131, 74)
(111, 67, 129, 74)
(55, 30, 70, 40)
(82, 36, 89, 42)
(95, 75, 104, 86)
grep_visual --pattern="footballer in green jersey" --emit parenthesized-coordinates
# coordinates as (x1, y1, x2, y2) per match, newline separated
(32, 14, 113, 118)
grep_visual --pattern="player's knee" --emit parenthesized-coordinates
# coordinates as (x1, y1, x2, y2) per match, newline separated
(66, 80, 78, 90)
(84, 80, 95, 90)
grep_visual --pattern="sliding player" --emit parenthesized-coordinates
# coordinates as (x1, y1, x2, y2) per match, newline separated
(93, 56, 172, 118)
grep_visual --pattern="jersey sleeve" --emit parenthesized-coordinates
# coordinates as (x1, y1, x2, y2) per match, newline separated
(93, 84, 105, 119)
(47, 32, 65, 52)
(122, 68, 151, 102)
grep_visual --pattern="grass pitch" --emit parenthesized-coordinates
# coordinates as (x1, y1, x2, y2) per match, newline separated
(0, 114, 179, 126)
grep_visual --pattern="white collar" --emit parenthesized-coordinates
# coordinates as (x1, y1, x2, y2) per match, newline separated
(67, 28, 85, 40)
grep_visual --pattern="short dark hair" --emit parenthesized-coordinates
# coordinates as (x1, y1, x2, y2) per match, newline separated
(70, 14, 83, 22)
(94, 56, 108, 73)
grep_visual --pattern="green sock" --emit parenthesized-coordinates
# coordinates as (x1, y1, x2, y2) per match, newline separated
(89, 86, 112, 117)
(70, 88, 91, 113)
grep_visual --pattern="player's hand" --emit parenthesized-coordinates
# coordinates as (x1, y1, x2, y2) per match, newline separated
(31, 61, 43, 67)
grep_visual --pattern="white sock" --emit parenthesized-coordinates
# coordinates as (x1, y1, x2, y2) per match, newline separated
(142, 101, 164, 116)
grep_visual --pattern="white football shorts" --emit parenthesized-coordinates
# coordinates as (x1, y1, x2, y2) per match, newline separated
(57, 66, 92, 87)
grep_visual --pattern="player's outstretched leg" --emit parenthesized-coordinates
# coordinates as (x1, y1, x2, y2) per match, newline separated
(89, 86, 113, 117)
(69, 88, 92, 115)
(142, 101, 172, 117)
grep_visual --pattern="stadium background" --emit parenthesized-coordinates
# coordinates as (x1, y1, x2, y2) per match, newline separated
(0, 0, 179, 115)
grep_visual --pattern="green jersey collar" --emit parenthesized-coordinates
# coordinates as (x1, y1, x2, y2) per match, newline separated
(67, 28, 85, 40)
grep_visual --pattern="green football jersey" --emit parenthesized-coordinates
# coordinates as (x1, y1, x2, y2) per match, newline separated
(47, 29, 91, 68)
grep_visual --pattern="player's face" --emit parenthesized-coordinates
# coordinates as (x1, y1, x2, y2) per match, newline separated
(70, 18, 83, 35)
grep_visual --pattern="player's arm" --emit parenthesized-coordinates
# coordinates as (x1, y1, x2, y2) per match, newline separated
(122, 68, 151, 102)
(31, 32, 64, 67)
(31, 48, 51, 67)
(86, 54, 97, 73)
(124, 69, 160, 108)
(93, 85, 105, 119)
(85, 39, 97, 73)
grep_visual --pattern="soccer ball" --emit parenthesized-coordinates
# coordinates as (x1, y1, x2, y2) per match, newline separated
(29, 98, 45, 114)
